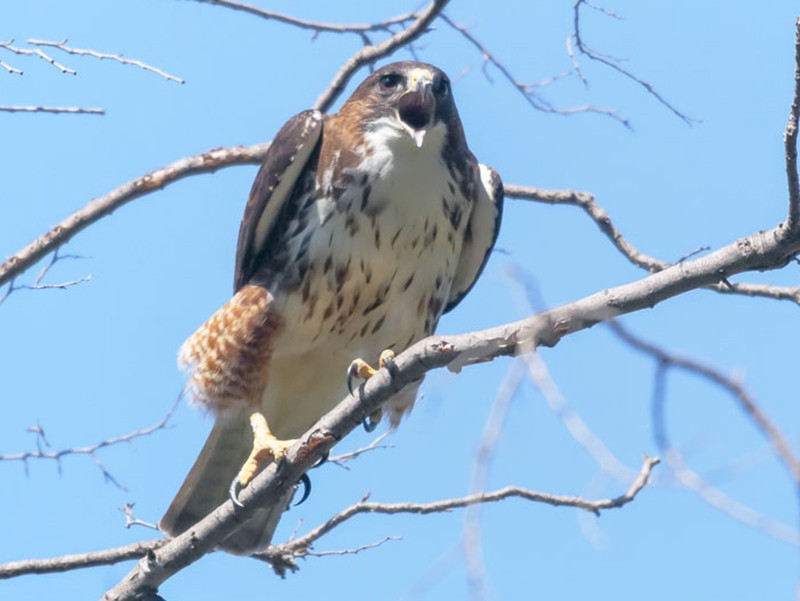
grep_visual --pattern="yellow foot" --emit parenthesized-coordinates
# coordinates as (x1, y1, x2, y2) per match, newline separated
(347, 350, 396, 430)
(236, 412, 297, 487)
(347, 349, 396, 394)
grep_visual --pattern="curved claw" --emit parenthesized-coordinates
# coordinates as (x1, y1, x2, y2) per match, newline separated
(362, 417, 379, 433)
(229, 476, 245, 508)
(346, 362, 359, 396)
(382, 353, 399, 379)
(312, 451, 329, 469)
(294, 473, 312, 506)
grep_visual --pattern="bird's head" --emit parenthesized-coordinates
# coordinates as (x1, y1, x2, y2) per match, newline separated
(345, 61, 462, 150)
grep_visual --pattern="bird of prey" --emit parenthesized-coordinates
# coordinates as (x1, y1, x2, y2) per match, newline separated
(159, 61, 503, 554)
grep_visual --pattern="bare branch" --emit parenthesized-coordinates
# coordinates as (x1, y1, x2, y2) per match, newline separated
(785, 18, 800, 230)
(0, 105, 104, 114)
(264, 456, 659, 577)
(121, 504, 160, 531)
(463, 360, 526, 600)
(0, 60, 22, 75)
(0, 142, 269, 288)
(193, 0, 415, 34)
(0, 541, 165, 579)
(609, 321, 800, 484)
(0, 396, 180, 490)
(100, 204, 800, 597)
(0, 38, 75, 74)
(28, 39, 185, 84)
(570, 1, 694, 124)
(439, 14, 628, 127)
(302, 536, 401, 558)
(649, 363, 799, 547)
(328, 431, 394, 468)
(505, 184, 800, 305)
(313, 0, 451, 112)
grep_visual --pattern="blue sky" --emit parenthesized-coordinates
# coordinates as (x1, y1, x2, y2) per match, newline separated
(2, 1, 799, 599)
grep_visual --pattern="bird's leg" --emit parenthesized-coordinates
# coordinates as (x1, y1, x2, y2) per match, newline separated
(237, 412, 297, 487)
(347, 349, 397, 430)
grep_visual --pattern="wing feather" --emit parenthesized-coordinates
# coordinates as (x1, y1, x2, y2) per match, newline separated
(444, 163, 504, 313)
(233, 109, 323, 292)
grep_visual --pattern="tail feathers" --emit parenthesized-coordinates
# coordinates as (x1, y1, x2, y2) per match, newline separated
(159, 413, 289, 555)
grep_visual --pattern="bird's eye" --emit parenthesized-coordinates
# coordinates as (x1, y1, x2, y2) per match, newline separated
(378, 73, 402, 90)
(434, 77, 450, 99)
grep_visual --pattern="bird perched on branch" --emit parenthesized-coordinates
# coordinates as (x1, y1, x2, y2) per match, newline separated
(160, 61, 503, 554)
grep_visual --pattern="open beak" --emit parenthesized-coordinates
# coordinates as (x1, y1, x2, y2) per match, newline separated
(398, 74, 435, 148)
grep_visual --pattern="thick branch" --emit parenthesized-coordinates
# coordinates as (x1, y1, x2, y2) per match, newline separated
(102, 217, 800, 600)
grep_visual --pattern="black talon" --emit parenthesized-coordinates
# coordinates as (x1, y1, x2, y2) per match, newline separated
(383, 354, 400, 379)
(347, 363, 359, 396)
(294, 473, 312, 506)
(229, 476, 245, 508)
(362, 417, 379, 433)
(312, 451, 329, 468)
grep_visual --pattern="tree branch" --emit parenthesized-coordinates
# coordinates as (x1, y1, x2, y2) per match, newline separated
(0, 143, 269, 287)
(785, 17, 800, 231)
(312, 0, 451, 112)
(0, 540, 165, 579)
(608, 320, 800, 485)
(193, 0, 416, 34)
(262, 455, 659, 577)
(505, 184, 800, 305)
(0, 105, 104, 114)
(98, 208, 800, 598)
(27, 39, 185, 84)
(0, 396, 180, 490)
(439, 14, 628, 126)
(570, 0, 694, 124)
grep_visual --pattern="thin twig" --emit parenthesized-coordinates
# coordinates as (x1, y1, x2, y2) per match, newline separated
(0, 105, 104, 114)
(264, 456, 659, 575)
(193, 0, 415, 34)
(28, 39, 185, 84)
(328, 431, 394, 468)
(609, 321, 800, 484)
(313, 0, 451, 112)
(439, 14, 628, 127)
(570, 0, 694, 124)
(0, 60, 22, 75)
(650, 363, 799, 547)
(0, 396, 181, 490)
(304, 536, 401, 557)
(0, 38, 75, 74)
(785, 17, 800, 230)
(463, 360, 526, 601)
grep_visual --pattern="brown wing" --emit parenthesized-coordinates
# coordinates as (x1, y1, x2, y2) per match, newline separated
(234, 109, 323, 292)
(444, 163, 504, 313)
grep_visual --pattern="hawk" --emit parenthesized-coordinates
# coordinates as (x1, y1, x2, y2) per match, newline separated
(160, 61, 503, 554)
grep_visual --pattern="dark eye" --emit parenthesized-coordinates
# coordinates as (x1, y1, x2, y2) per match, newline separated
(434, 77, 450, 98)
(378, 73, 402, 90)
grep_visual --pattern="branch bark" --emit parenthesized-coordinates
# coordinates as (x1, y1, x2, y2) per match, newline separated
(99, 211, 800, 599)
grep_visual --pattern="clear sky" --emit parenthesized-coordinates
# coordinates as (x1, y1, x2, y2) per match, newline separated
(2, 1, 799, 600)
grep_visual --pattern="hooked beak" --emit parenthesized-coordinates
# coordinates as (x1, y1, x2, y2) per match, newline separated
(398, 74, 435, 148)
